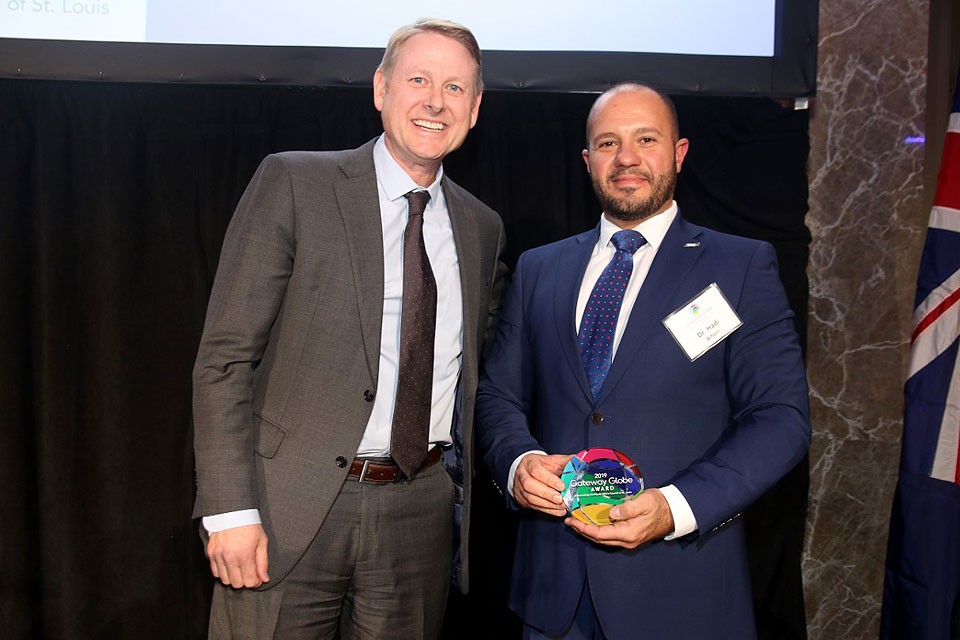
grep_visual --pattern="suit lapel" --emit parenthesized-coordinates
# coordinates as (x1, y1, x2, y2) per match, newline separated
(444, 179, 481, 367)
(444, 180, 480, 491)
(554, 226, 599, 404)
(599, 214, 704, 403)
(332, 141, 384, 382)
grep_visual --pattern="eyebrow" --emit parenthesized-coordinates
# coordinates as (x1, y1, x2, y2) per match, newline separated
(407, 67, 470, 85)
(592, 126, 663, 142)
(444, 73, 472, 87)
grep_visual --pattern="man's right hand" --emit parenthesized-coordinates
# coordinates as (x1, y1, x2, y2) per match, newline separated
(205, 523, 270, 589)
(513, 453, 574, 517)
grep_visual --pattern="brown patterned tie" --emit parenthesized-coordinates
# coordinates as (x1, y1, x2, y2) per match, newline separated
(390, 190, 436, 478)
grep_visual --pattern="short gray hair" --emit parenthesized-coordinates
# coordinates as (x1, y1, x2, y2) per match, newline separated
(378, 18, 484, 94)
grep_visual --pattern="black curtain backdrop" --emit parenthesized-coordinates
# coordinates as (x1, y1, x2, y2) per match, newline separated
(0, 79, 810, 639)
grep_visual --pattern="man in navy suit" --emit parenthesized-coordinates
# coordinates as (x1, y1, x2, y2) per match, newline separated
(476, 83, 810, 639)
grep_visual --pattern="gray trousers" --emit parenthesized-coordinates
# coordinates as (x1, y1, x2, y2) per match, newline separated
(209, 462, 455, 640)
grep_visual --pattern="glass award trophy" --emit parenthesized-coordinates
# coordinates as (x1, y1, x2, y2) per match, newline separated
(561, 448, 644, 525)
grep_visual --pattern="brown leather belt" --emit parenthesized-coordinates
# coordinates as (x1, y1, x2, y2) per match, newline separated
(347, 446, 442, 483)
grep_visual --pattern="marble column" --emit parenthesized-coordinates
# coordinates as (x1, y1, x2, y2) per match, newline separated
(804, 1, 930, 638)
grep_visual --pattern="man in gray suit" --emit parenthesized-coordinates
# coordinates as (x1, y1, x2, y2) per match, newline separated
(192, 18, 505, 639)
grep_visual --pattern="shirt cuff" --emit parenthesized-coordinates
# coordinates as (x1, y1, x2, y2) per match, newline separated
(202, 509, 262, 533)
(659, 484, 697, 540)
(507, 450, 548, 499)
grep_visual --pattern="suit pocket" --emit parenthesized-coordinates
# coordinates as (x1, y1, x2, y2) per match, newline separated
(254, 413, 286, 459)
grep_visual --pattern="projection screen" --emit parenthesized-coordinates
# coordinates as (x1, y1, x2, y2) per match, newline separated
(0, 0, 817, 96)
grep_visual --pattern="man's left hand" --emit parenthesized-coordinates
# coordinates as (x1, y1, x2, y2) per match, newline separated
(564, 488, 674, 549)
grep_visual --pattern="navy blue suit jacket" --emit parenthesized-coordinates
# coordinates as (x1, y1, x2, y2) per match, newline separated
(476, 213, 810, 640)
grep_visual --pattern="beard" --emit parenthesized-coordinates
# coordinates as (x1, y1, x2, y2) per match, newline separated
(592, 163, 677, 223)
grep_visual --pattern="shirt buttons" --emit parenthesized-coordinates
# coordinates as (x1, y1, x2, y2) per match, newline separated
(335, 456, 348, 468)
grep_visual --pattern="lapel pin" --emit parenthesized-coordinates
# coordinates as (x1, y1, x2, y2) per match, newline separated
(683, 242, 701, 248)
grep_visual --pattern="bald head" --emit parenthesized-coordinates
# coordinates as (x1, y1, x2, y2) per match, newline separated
(586, 83, 680, 146)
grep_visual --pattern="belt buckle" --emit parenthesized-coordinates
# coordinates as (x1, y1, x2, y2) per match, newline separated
(356, 459, 405, 484)
(357, 459, 372, 483)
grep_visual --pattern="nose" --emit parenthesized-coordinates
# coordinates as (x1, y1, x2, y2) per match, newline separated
(615, 142, 640, 167)
(424, 84, 445, 113)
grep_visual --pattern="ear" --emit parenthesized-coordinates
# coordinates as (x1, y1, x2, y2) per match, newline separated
(373, 68, 386, 112)
(675, 138, 690, 172)
(468, 90, 483, 129)
(581, 149, 591, 174)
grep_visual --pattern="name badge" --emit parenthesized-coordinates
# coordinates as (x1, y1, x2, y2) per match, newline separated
(662, 283, 742, 361)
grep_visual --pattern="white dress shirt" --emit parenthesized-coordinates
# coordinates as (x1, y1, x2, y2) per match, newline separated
(508, 203, 698, 539)
(356, 135, 463, 456)
(203, 135, 463, 533)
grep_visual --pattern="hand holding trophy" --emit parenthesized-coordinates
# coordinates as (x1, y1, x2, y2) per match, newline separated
(561, 448, 644, 526)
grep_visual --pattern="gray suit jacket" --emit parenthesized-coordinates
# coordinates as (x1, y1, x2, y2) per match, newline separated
(192, 139, 506, 592)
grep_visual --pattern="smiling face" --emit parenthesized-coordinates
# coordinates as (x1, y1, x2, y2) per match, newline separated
(582, 87, 689, 228)
(374, 32, 482, 186)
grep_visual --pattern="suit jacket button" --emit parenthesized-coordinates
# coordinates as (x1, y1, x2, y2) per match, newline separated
(363, 390, 375, 402)
(335, 456, 348, 468)
(591, 412, 603, 425)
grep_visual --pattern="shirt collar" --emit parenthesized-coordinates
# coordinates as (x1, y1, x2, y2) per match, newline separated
(373, 134, 445, 209)
(598, 201, 678, 252)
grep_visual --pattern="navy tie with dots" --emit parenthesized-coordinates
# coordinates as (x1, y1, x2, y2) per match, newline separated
(577, 229, 646, 403)
(391, 190, 436, 478)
